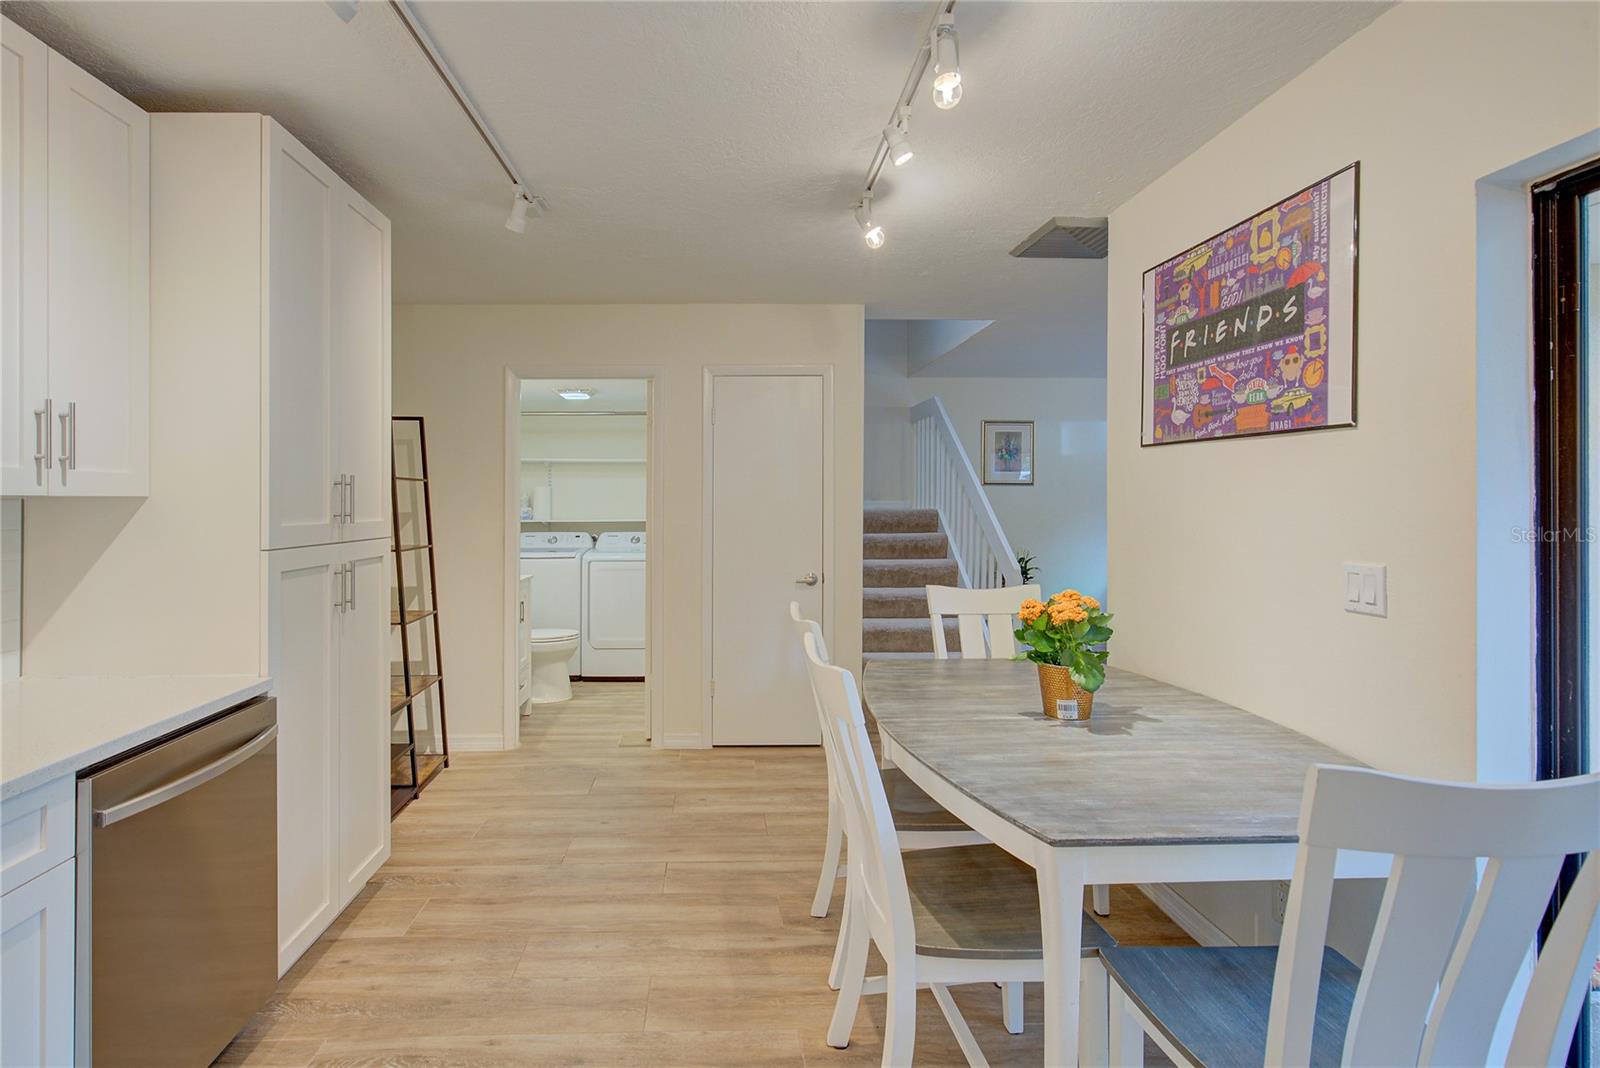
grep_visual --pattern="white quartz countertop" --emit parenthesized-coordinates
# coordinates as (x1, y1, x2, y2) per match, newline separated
(1, 675, 272, 800)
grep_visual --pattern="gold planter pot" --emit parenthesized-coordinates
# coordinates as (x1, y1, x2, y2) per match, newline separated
(1037, 663, 1094, 720)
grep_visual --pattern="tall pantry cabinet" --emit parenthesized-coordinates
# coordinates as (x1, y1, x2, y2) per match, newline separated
(153, 114, 393, 975)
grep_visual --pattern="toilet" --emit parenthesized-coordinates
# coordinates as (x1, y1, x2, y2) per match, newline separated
(527, 628, 581, 705)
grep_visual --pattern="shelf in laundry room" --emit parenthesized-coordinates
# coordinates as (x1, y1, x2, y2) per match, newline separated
(394, 475, 427, 483)
(390, 741, 414, 763)
(521, 457, 645, 464)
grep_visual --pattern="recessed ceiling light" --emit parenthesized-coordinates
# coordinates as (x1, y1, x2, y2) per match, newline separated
(556, 388, 594, 401)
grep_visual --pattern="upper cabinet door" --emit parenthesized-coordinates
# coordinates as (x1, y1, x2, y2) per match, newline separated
(45, 50, 148, 497)
(332, 185, 390, 543)
(0, 21, 48, 497)
(263, 120, 336, 549)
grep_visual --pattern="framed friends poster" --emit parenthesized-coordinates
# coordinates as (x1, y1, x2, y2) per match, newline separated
(981, 420, 1034, 485)
(1141, 163, 1358, 445)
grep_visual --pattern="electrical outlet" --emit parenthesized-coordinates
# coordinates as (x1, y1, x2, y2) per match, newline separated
(1271, 880, 1291, 924)
(1342, 563, 1387, 617)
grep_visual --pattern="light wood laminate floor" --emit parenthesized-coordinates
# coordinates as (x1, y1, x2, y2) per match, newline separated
(221, 683, 1192, 1067)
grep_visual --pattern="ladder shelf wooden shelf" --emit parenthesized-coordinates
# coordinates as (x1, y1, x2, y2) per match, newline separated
(390, 415, 450, 818)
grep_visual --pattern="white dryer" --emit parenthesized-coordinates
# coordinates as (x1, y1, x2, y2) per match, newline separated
(519, 532, 593, 677)
(582, 531, 646, 679)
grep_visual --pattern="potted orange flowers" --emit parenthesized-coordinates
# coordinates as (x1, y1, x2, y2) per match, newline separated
(1015, 590, 1113, 720)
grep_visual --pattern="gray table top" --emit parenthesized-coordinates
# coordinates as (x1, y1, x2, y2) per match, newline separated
(861, 660, 1363, 849)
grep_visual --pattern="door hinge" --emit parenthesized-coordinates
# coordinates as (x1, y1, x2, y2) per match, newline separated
(709, 679, 715, 698)
(709, 407, 715, 427)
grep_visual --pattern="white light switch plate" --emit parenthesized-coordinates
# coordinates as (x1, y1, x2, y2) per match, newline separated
(1343, 563, 1387, 617)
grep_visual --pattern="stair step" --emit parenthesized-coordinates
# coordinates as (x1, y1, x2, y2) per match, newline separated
(864, 507, 940, 534)
(863, 587, 932, 619)
(863, 558, 960, 589)
(864, 617, 960, 654)
(864, 531, 949, 560)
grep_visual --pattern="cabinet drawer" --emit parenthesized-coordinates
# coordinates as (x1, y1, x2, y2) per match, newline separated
(1, 777, 74, 895)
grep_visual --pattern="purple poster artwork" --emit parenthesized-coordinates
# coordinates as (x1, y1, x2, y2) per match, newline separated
(1142, 165, 1357, 445)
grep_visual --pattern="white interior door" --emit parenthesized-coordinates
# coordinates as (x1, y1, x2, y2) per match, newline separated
(265, 544, 340, 974)
(263, 120, 335, 549)
(45, 50, 148, 497)
(0, 19, 48, 497)
(710, 373, 824, 745)
(332, 185, 390, 543)
(336, 540, 390, 906)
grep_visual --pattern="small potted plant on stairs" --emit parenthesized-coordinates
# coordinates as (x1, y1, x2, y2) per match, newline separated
(1015, 590, 1113, 720)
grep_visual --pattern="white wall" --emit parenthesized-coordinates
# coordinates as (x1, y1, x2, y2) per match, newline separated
(865, 328, 1107, 600)
(1105, 2, 1600, 950)
(394, 304, 864, 748)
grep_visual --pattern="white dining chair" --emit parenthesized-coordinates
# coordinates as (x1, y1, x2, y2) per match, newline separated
(788, 606, 994, 993)
(924, 583, 1041, 660)
(924, 585, 1113, 918)
(802, 631, 1117, 1067)
(1101, 765, 1600, 1067)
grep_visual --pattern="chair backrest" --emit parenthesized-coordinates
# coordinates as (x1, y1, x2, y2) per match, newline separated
(801, 632, 915, 952)
(925, 583, 1040, 660)
(789, 602, 837, 797)
(1265, 764, 1600, 1067)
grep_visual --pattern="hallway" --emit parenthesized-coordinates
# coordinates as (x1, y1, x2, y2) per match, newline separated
(223, 683, 1190, 1066)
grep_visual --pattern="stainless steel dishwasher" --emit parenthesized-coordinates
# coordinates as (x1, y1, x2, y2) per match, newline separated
(75, 697, 278, 1067)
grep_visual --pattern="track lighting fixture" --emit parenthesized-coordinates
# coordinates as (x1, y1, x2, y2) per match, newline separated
(884, 108, 914, 167)
(505, 187, 547, 234)
(856, 197, 885, 250)
(930, 14, 962, 110)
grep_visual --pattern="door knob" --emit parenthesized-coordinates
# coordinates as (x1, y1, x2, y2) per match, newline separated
(797, 572, 820, 586)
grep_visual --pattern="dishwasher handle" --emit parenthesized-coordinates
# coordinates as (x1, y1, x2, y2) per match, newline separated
(93, 724, 278, 828)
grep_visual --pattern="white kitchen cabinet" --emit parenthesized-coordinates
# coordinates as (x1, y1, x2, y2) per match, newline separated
(516, 575, 533, 711)
(332, 185, 392, 544)
(0, 858, 74, 1068)
(0, 18, 149, 498)
(0, 20, 47, 498)
(262, 120, 390, 549)
(263, 122, 336, 549)
(264, 543, 339, 973)
(265, 537, 390, 975)
(336, 541, 391, 905)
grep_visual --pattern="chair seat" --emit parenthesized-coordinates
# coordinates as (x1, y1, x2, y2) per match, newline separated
(1101, 945, 1360, 1067)
(883, 767, 970, 831)
(904, 844, 1116, 960)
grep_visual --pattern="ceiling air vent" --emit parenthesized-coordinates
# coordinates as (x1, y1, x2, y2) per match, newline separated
(1009, 217, 1109, 260)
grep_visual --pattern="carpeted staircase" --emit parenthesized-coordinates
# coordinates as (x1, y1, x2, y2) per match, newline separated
(863, 506, 961, 656)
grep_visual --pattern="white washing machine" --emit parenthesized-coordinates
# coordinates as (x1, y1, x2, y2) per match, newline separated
(581, 531, 646, 679)
(519, 532, 593, 677)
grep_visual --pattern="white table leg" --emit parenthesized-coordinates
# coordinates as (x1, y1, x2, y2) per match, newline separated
(1038, 846, 1086, 1067)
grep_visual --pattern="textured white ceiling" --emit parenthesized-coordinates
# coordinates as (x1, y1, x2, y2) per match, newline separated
(3, 0, 1386, 376)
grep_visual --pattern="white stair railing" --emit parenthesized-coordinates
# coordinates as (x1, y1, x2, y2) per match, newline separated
(910, 397, 1024, 590)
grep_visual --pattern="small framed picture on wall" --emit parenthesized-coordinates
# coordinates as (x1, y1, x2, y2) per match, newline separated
(981, 420, 1034, 485)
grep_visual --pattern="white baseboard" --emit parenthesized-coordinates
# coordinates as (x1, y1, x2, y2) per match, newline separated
(658, 732, 707, 749)
(1138, 884, 1236, 947)
(448, 733, 508, 752)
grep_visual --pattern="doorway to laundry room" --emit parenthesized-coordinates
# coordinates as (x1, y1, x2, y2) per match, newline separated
(512, 377, 652, 743)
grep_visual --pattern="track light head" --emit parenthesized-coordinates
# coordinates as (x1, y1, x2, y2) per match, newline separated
(506, 190, 530, 233)
(884, 108, 914, 167)
(931, 15, 962, 110)
(855, 197, 885, 250)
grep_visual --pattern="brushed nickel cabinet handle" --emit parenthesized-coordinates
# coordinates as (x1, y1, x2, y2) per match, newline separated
(57, 402, 72, 484)
(33, 405, 48, 482)
(334, 563, 346, 612)
(333, 477, 345, 523)
(345, 562, 355, 612)
(67, 401, 76, 470)
(346, 474, 355, 522)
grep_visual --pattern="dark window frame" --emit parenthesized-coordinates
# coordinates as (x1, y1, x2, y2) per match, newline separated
(1531, 155, 1600, 1068)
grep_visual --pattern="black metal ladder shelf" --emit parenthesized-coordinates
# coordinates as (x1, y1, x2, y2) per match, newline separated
(390, 415, 450, 818)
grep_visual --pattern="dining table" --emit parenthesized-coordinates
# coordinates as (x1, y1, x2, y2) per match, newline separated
(860, 658, 1388, 1068)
